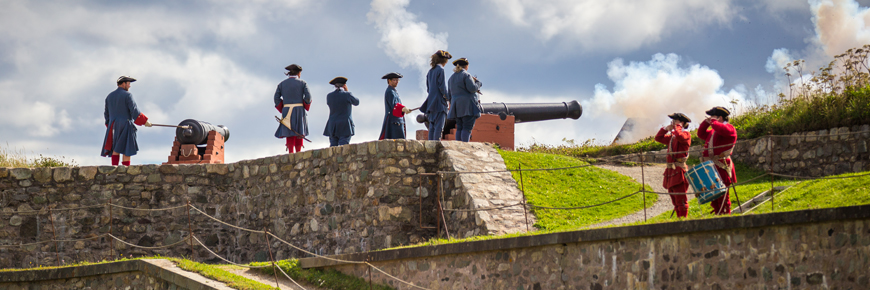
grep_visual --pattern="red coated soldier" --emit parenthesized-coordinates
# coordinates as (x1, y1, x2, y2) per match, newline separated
(697, 106, 737, 215)
(654, 113, 692, 218)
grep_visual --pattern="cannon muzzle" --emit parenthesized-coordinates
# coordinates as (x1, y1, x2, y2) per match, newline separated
(175, 119, 230, 145)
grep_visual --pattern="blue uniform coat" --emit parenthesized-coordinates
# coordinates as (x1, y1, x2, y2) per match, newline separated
(323, 89, 359, 138)
(447, 69, 483, 119)
(101, 88, 144, 157)
(421, 65, 448, 114)
(274, 77, 312, 138)
(378, 86, 405, 139)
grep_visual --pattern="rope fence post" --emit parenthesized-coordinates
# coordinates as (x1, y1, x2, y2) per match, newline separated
(108, 199, 114, 260)
(519, 164, 530, 232)
(639, 153, 647, 222)
(418, 174, 436, 230)
(436, 172, 451, 241)
(264, 228, 281, 290)
(48, 206, 60, 266)
(186, 200, 195, 261)
(768, 135, 775, 211)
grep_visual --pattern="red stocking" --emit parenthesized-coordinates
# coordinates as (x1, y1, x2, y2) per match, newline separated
(122, 161, 130, 166)
(111, 155, 120, 166)
(295, 137, 303, 152)
(285, 137, 296, 153)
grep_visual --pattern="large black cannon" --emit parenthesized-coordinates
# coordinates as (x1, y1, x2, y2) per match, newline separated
(175, 119, 230, 145)
(416, 100, 583, 135)
(414, 101, 582, 149)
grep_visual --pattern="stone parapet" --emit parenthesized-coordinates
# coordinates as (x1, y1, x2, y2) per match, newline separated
(0, 140, 529, 269)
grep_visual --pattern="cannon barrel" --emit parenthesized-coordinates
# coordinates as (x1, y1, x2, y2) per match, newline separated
(480, 101, 582, 123)
(175, 119, 230, 145)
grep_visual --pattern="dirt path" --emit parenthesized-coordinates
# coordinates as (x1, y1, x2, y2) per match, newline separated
(585, 164, 695, 228)
(224, 266, 327, 290)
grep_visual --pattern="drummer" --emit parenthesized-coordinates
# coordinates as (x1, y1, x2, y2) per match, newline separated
(697, 106, 737, 215)
(654, 113, 692, 218)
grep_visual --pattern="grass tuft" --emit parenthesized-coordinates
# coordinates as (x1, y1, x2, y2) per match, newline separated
(252, 259, 395, 290)
(0, 143, 76, 168)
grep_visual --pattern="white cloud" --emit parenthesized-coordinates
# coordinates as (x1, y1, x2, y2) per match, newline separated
(584, 53, 746, 144)
(367, 0, 449, 87)
(485, 0, 738, 52)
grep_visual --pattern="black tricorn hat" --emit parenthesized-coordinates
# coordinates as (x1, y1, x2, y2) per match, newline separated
(452, 57, 469, 66)
(329, 76, 348, 85)
(668, 113, 691, 123)
(117, 76, 137, 84)
(705, 106, 731, 117)
(436, 50, 452, 59)
(285, 64, 303, 71)
(381, 72, 403, 79)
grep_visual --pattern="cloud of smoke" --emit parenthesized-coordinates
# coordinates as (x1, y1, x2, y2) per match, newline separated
(367, 0, 448, 84)
(584, 53, 745, 144)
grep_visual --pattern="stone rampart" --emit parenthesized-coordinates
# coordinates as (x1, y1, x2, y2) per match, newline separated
(0, 140, 528, 269)
(0, 259, 232, 289)
(306, 205, 870, 289)
(607, 125, 870, 177)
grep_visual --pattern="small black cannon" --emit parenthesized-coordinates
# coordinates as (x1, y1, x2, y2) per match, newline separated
(175, 119, 230, 145)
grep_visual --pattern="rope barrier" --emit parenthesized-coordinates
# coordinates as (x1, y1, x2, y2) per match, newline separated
(768, 171, 870, 180)
(107, 233, 189, 250)
(642, 173, 772, 196)
(442, 202, 525, 212)
(0, 234, 107, 248)
(0, 204, 104, 215)
(108, 203, 188, 211)
(188, 206, 266, 234)
(529, 191, 641, 210)
(191, 236, 271, 268)
(266, 233, 365, 265)
(366, 262, 430, 290)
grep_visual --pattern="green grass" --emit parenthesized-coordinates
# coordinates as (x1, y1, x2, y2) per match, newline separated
(252, 259, 394, 290)
(171, 258, 277, 290)
(0, 143, 77, 168)
(498, 149, 656, 231)
(749, 171, 870, 214)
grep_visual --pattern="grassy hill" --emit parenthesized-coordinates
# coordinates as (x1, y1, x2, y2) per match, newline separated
(498, 150, 656, 231)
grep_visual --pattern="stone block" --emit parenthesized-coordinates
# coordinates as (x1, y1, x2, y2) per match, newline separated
(31, 168, 51, 183)
(9, 168, 31, 180)
(0, 168, 7, 178)
(158, 165, 178, 174)
(97, 166, 116, 174)
(53, 167, 72, 182)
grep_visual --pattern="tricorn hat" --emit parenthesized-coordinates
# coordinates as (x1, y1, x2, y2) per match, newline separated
(705, 106, 731, 117)
(436, 50, 452, 59)
(452, 57, 469, 66)
(329, 76, 348, 85)
(381, 72, 403, 79)
(668, 113, 691, 123)
(285, 64, 303, 72)
(117, 76, 137, 84)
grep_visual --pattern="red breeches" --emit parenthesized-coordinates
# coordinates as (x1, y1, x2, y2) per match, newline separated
(285, 137, 303, 153)
(668, 183, 689, 218)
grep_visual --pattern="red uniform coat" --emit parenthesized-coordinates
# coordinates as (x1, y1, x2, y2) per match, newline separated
(697, 119, 737, 185)
(654, 124, 691, 190)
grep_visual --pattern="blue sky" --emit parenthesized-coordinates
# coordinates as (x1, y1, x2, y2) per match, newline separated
(2, 0, 870, 165)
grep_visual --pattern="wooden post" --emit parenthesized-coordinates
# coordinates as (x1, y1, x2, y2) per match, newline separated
(640, 153, 647, 222)
(48, 206, 60, 266)
(108, 199, 114, 260)
(264, 229, 281, 290)
(437, 173, 451, 240)
(187, 200, 195, 261)
(769, 135, 775, 210)
(519, 164, 530, 232)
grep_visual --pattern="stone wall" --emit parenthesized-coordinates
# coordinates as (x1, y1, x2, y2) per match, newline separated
(0, 140, 528, 269)
(309, 205, 870, 290)
(0, 259, 232, 290)
(606, 124, 870, 177)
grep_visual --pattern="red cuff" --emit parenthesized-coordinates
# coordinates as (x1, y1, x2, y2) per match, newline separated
(303, 102, 311, 111)
(392, 103, 406, 117)
(276, 101, 284, 112)
(133, 113, 148, 126)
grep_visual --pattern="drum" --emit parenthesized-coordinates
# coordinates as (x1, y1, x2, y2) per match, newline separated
(686, 161, 728, 204)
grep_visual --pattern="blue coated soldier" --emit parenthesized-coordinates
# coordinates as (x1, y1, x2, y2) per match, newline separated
(420, 50, 452, 140)
(274, 64, 312, 153)
(101, 76, 152, 166)
(379, 72, 412, 140)
(323, 77, 359, 147)
(447, 58, 482, 142)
